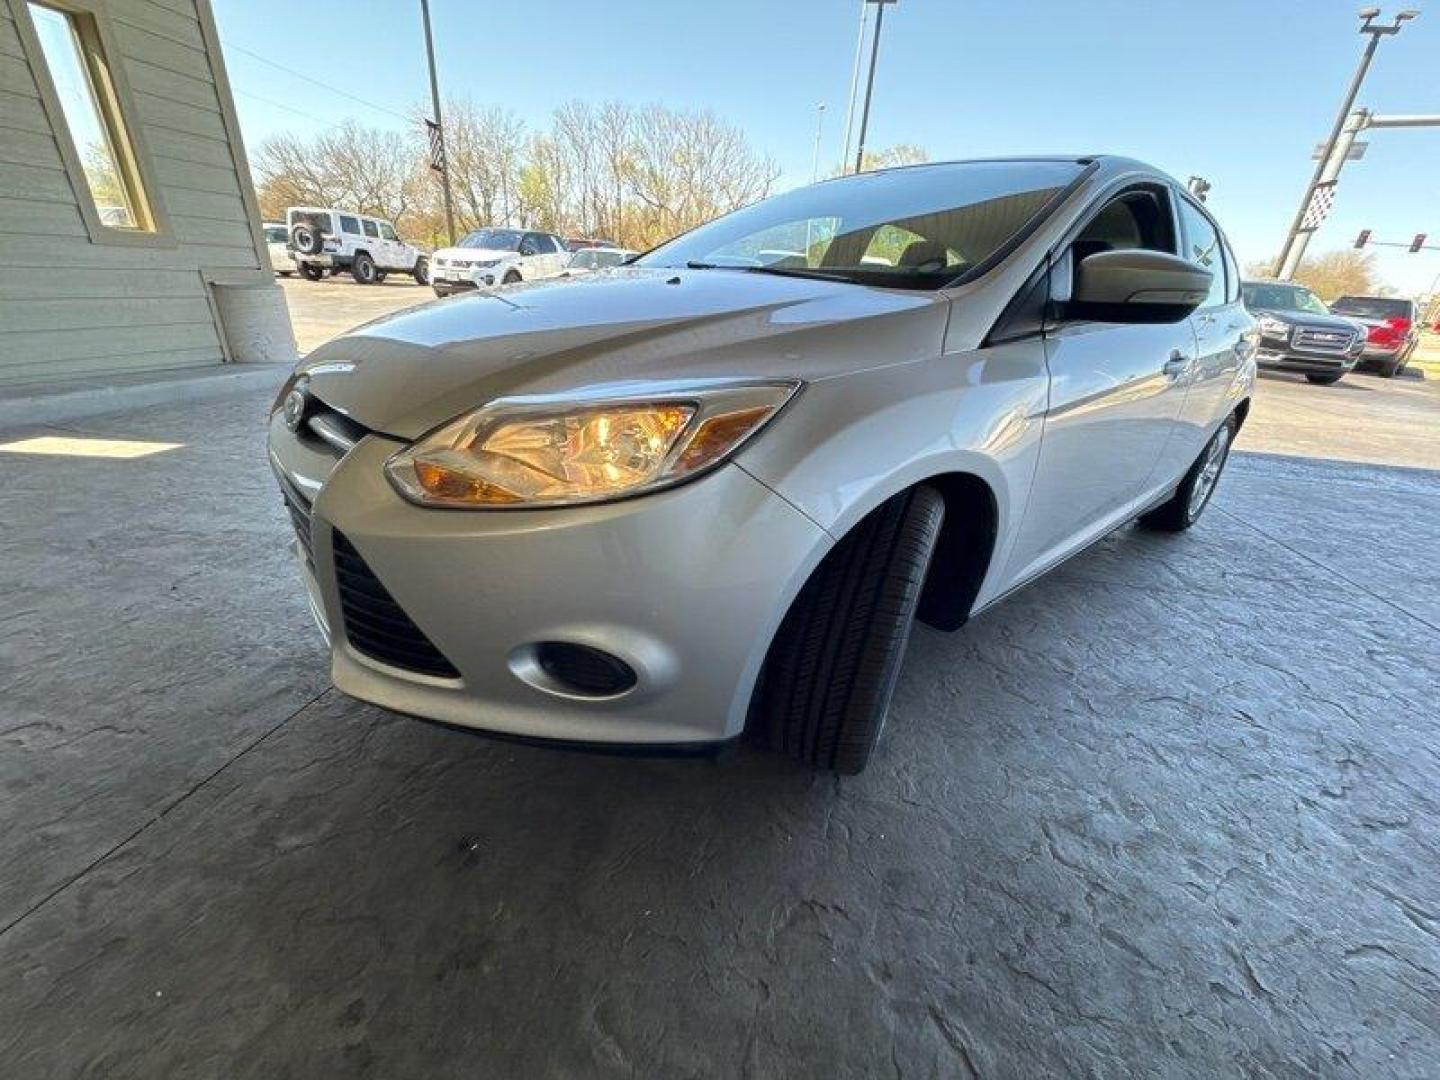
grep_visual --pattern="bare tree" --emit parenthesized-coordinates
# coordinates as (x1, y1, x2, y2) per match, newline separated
(253, 121, 426, 230)
(441, 100, 526, 231)
(1244, 249, 1384, 300)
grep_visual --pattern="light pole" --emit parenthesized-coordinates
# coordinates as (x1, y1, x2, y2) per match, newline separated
(852, 0, 897, 175)
(810, 102, 827, 182)
(420, 0, 456, 246)
(839, 0, 869, 172)
(1272, 7, 1418, 279)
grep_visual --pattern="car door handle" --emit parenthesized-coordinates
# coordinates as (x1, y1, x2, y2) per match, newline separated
(1163, 350, 1192, 377)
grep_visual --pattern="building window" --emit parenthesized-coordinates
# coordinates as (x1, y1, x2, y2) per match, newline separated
(26, 1, 155, 232)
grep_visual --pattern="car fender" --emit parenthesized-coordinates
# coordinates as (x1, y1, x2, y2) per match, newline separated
(736, 340, 1049, 592)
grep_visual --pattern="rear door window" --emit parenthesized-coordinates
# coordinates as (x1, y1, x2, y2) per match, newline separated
(362, 219, 379, 239)
(1177, 197, 1227, 310)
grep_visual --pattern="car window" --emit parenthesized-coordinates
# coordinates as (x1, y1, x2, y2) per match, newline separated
(1330, 296, 1412, 319)
(458, 229, 523, 251)
(339, 215, 360, 235)
(1221, 239, 1240, 303)
(636, 159, 1087, 289)
(263, 225, 287, 244)
(1072, 188, 1177, 262)
(379, 222, 398, 241)
(1177, 197, 1227, 310)
(362, 219, 379, 239)
(1242, 282, 1329, 315)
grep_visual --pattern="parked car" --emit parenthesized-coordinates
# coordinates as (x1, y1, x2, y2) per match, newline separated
(263, 222, 293, 276)
(286, 207, 430, 286)
(430, 228, 570, 296)
(1328, 295, 1420, 377)
(565, 237, 621, 252)
(267, 156, 1253, 775)
(560, 247, 637, 276)
(1240, 279, 1364, 385)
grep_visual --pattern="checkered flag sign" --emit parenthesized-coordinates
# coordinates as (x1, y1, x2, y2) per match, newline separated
(425, 119, 446, 174)
(1301, 183, 1336, 231)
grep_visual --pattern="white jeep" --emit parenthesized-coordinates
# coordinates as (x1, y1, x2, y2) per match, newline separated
(430, 228, 570, 297)
(286, 207, 430, 286)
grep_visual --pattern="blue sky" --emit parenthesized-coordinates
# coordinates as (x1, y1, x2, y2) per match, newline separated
(213, 0, 1440, 294)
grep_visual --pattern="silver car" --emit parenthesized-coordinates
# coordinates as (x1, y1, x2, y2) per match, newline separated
(267, 156, 1255, 774)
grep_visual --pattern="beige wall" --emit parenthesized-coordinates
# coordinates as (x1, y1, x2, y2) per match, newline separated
(0, 0, 294, 386)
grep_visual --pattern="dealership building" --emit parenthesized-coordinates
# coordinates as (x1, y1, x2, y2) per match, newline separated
(0, 0, 291, 390)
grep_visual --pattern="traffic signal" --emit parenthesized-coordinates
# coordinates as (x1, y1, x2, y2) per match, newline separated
(1410, 233, 1427, 253)
(1354, 229, 1372, 249)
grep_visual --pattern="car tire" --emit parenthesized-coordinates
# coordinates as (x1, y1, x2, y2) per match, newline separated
(757, 485, 945, 775)
(374, 270, 388, 284)
(289, 223, 324, 256)
(351, 253, 377, 285)
(1138, 415, 1236, 532)
(502, 270, 521, 285)
(432, 287, 447, 299)
(297, 262, 324, 282)
(413, 257, 430, 286)
(1306, 373, 1343, 385)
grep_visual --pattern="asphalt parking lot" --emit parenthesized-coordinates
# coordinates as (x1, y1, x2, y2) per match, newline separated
(3, 296, 1438, 1076)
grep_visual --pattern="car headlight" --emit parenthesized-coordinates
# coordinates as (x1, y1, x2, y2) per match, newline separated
(1256, 314, 1290, 338)
(385, 380, 800, 508)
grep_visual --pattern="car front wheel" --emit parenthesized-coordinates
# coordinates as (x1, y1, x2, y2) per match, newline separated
(1139, 415, 1236, 532)
(1306, 373, 1343, 385)
(757, 486, 945, 775)
(413, 257, 430, 286)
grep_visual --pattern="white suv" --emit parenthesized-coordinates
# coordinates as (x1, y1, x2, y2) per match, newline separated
(430, 228, 569, 297)
(286, 207, 430, 286)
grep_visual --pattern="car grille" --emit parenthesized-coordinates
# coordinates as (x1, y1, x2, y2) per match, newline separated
(332, 531, 460, 679)
(278, 475, 314, 567)
(1293, 327, 1357, 354)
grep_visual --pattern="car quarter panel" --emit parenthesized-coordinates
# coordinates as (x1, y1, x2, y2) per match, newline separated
(307, 438, 831, 744)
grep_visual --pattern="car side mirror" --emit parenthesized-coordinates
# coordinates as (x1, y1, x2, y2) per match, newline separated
(1066, 249, 1211, 324)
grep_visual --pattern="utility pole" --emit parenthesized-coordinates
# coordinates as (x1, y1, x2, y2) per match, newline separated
(839, 0, 869, 174)
(420, 0, 455, 246)
(810, 103, 827, 182)
(852, 0, 897, 175)
(1273, 7, 1418, 279)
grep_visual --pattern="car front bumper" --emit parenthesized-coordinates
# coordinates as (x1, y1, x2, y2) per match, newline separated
(266, 411, 829, 745)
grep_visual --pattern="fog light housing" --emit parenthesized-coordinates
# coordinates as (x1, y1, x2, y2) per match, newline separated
(509, 641, 638, 699)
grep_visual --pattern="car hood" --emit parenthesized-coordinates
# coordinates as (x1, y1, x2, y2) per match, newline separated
(1250, 307, 1362, 332)
(297, 266, 946, 439)
(432, 246, 517, 262)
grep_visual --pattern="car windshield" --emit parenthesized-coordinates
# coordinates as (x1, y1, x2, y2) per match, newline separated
(1241, 282, 1329, 315)
(458, 229, 523, 251)
(1330, 296, 1411, 319)
(635, 160, 1084, 289)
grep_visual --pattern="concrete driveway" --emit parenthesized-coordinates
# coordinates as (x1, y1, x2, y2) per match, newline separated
(2, 361, 1437, 1075)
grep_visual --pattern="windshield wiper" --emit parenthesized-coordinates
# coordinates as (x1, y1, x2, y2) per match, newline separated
(742, 265, 853, 283)
(685, 260, 721, 270)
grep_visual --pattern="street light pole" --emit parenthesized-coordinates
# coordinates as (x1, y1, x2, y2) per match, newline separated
(852, 0, 896, 175)
(1272, 7, 1418, 279)
(420, 0, 456, 246)
(810, 102, 827, 182)
(839, 0, 869, 173)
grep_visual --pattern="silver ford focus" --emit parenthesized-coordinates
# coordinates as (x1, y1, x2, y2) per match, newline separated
(268, 156, 1255, 774)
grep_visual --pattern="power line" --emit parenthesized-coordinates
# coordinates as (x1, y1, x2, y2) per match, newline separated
(221, 39, 415, 125)
(232, 88, 334, 128)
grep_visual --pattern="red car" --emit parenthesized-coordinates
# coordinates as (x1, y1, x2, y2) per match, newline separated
(1328, 295, 1420, 377)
